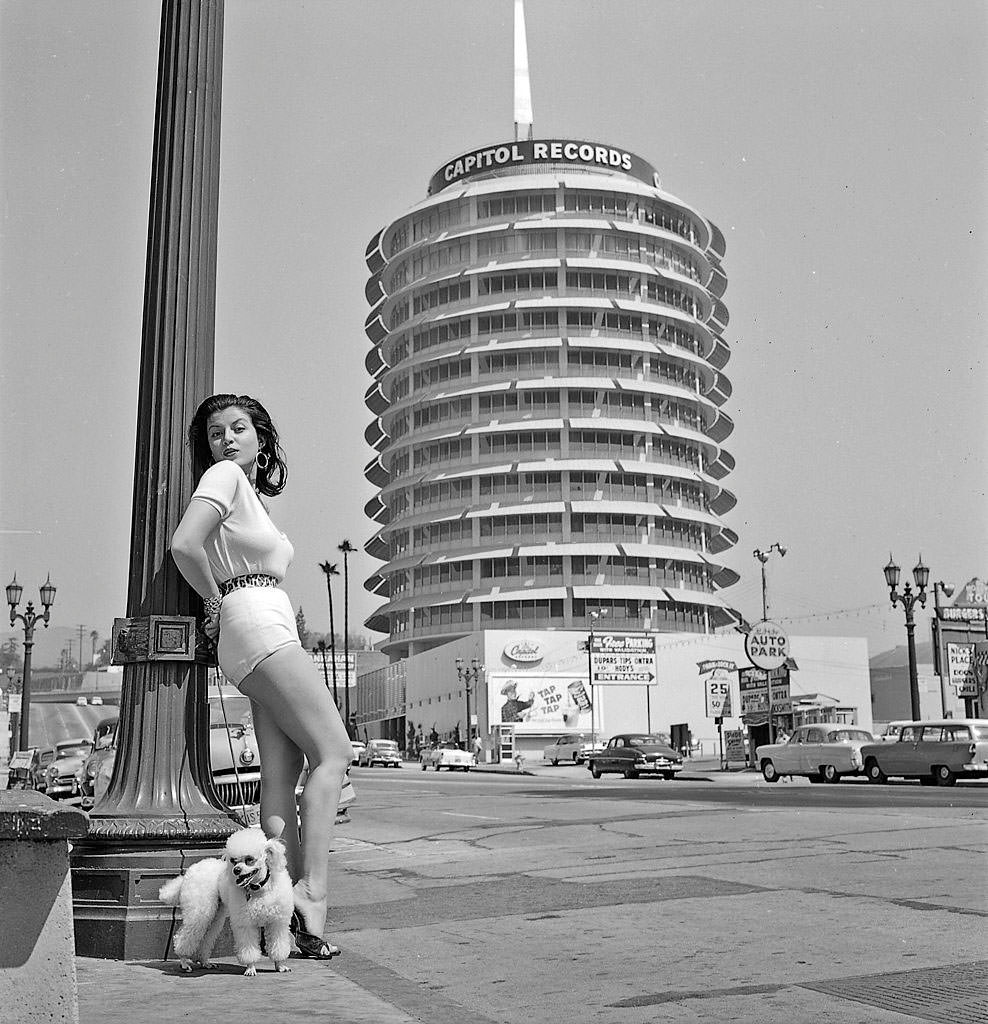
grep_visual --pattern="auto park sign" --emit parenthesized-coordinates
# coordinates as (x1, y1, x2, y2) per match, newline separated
(744, 620, 790, 670)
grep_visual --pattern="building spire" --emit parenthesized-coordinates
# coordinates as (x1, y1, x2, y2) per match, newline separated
(514, 0, 534, 141)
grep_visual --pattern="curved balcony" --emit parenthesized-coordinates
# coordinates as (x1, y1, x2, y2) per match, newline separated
(364, 302, 388, 345)
(364, 493, 387, 524)
(364, 454, 389, 488)
(364, 381, 389, 416)
(364, 418, 388, 451)
(365, 275, 386, 306)
(365, 228, 386, 274)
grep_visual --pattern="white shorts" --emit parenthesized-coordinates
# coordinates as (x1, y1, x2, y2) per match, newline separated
(217, 586, 301, 685)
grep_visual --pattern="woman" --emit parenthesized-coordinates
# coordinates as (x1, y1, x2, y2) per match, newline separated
(171, 393, 352, 959)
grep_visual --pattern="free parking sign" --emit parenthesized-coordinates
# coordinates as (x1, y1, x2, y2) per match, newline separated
(744, 620, 790, 670)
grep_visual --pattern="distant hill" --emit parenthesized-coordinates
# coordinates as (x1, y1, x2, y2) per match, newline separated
(869, 642, 934, 670)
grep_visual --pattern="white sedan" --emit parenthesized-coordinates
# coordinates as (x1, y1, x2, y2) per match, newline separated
(543, 734, 604, 765)
(420, 742, 476, 771)
(756, 724, 875, 783)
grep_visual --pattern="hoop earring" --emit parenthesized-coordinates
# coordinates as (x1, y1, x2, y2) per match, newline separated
(256, 449, 270, 471)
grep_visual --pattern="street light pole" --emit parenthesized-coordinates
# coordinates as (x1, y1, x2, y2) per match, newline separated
(455, 657, 482, 749)
(932, 580, 955, 716)
(318, 561, 340, 708)
(338, 540, 356, 737)
(587, 608, 608, 751)
(6, 574, 56, 750)
(752, 543, 786, 620)
(883, 555, 930, 721)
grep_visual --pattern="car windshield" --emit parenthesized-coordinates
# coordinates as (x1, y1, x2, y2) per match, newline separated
(372, 741, 398, 749)
(971, 726, 988, 741)
(829, 729, 872, 742)
(208, 696, 252, 730)
(56, 742, 91, 757)
(629, 736, 672, 747)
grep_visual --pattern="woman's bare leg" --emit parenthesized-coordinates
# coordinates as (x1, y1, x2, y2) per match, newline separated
(248, 702, 304, 879)
(239, 644, 351, 938)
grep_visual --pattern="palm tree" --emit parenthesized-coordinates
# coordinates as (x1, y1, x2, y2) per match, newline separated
(318, 561, 340, 708)
(337, 539, 356, 736)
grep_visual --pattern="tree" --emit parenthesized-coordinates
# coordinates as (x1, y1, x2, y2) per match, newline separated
(295, 606, 311, 649)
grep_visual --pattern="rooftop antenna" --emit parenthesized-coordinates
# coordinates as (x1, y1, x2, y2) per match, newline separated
(514, 0, 534, 141)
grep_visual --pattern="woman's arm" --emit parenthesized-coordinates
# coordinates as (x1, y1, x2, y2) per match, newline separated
(171, 500, 223, 598)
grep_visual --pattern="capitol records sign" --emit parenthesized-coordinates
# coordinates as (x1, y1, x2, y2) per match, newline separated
(503, 639, 543, 664)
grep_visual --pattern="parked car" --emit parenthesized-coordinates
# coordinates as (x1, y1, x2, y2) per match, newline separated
(543, 734, 604, 765)
(587, 734, 683, 779)
(859, 719, 988, 786)
(349, 740, 366, 765)
(77, 716, 118, 808)
(31, 747, 58, 793)
(756, 724, 875, 783)
(877, 721, 909, 742)
(358, 738, 402, 768)
(419, 742, 476, 771)
(39, 737, 93, 799)
(77, 693, 263, 813)
(207, 692, 261, 813)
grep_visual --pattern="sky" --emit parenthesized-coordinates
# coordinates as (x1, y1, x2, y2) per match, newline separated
(1, 0, 986, 669)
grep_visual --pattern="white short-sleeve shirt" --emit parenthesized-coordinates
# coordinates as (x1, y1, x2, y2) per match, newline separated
(190, 460, 294, 584)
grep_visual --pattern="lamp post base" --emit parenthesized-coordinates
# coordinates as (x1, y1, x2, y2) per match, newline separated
(72, 835, 236, 960)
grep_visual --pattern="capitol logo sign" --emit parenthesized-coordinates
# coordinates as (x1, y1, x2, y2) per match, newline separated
(503, 640, 543, 664)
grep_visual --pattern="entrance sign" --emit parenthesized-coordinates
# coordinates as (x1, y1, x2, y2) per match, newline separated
(589, 633, 656, 685)
(745, 620, 790, 670)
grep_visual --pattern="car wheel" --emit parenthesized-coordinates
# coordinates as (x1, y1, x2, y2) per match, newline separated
(590, 762, 602, 779)
(551, 758, 559, 766)
(822, 764, 841, 784)
(622, 768, 638, 780)
(434, 763, 442, 771)
(661, 771, 675, 781)
(421, 762, 427, 770)
(865, 760, 887, 784)
(933, 765, 957, 787)
(574, 754, 583, 765)
(761, 760, 779, 783)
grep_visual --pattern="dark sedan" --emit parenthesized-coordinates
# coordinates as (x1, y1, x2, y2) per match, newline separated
(587, 733, 684, 780)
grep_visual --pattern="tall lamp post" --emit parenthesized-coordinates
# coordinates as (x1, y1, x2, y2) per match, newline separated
(883, 555, 930, 721)
(318, 561, 340, 704)
(6, 574, 57, 750)
(587, 608, 609, 751)
(931, 580, 955, 716)
(752, 543, 786, 620)
(455, 657, 483, 749)
(338, 540, 355, 737)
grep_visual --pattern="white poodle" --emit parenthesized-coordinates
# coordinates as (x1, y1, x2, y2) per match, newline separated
(159, 826, 295, 976)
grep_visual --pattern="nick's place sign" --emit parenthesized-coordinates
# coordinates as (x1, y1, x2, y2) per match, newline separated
(428, 139, 661, 195)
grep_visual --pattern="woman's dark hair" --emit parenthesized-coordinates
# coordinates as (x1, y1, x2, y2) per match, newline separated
(188, 394, 288, 496)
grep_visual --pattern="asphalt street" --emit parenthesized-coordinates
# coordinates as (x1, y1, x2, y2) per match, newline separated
(76, 763, 988, 1024)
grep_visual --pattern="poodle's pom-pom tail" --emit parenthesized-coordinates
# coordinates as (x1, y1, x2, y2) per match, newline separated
(158, 875, 184, 905)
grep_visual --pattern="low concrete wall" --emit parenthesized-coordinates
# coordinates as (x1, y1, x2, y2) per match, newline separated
(0, 791, 89, 1024)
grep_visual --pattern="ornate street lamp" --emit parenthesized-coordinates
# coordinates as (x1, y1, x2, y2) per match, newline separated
(7, 573, 56, 749)
(883, 554, 929, 720)
(318, 561, 340, 706)
(752, 543, 786, 620)
(455, 657, 483, 749)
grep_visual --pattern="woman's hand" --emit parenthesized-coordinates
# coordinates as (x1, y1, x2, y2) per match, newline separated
(203, 612, 220, 641)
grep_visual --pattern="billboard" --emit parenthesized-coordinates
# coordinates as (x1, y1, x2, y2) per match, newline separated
(489, 673, 596, 735)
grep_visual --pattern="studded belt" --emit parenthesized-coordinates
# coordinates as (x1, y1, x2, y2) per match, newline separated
(219, 573, 279, 597)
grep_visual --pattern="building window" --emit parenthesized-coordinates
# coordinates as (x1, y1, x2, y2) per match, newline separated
(480, 270, 557, 295)
(413, 279, 472, 316)
(562, 191, 629, 216)
(480, 349, 556, 375)
(476, 192, 555, 219)
(413, 357, 472, 392)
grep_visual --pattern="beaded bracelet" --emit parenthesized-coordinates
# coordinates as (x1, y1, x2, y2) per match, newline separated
(203, 594, 222, 618)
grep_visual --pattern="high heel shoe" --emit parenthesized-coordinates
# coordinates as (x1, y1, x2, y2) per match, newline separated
(290, 910, 341, 960)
